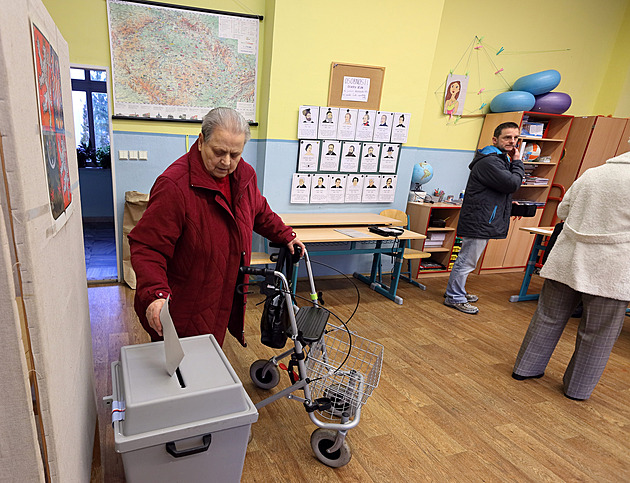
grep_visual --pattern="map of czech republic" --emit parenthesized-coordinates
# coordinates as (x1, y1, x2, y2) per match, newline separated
(107, 0, 258, 121)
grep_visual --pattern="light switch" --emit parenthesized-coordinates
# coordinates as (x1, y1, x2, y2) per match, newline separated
(128, 150, 139, 160)
(118, 150, 128, 160)
(138, 150, 148, 160)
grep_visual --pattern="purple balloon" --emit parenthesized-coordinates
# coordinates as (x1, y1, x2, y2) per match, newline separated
(532, 92, 572, 114)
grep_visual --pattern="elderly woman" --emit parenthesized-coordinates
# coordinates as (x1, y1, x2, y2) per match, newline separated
(129, 107, 305, 346)
(512, 151, 630, 400)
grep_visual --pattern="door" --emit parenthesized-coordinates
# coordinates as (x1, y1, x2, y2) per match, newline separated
(71, 65, 118, 282)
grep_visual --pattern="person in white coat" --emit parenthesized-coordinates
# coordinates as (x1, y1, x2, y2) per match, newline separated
(512, 151, 630, 400)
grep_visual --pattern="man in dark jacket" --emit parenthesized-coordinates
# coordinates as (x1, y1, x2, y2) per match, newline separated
(444, 122, 524, 314)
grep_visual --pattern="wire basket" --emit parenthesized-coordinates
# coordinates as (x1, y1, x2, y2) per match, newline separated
(305, 323, 384, 421)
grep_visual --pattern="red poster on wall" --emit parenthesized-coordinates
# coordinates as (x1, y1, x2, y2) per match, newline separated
(32, 23, 72, 220)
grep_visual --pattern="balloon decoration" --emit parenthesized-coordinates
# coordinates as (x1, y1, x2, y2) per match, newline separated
(489, 91, 535, 113)
(490, 69, 571, 114)
(531, 92, 572, 114)
(512, 70, 561, 96)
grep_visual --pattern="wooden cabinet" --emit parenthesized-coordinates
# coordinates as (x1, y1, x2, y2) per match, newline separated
(406, 202, 461, 278)
(546, 116, 629, 224)
(479, 210, 543, 270)
(616, 120, 630, 156)
(475, 111, 572, 273)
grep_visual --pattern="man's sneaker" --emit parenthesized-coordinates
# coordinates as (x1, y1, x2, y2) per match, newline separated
(444, 293, 479, 303)
(444, 299, 479, 314)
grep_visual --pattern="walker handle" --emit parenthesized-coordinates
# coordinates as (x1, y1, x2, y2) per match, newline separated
(239, 266, 275, 277)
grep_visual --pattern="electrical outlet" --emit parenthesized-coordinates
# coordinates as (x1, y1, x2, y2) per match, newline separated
(118, 150, 128, 160)
(128, 150, 139, 160)
(138, 150, 148, 160)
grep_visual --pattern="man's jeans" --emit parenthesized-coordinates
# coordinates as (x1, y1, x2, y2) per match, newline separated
(445, 237, 488, 304)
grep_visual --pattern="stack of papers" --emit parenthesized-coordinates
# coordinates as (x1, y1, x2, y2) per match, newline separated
(424, 232, 446, 247)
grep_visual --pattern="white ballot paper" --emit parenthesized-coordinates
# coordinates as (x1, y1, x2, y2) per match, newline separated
(161, 295, 185, 376)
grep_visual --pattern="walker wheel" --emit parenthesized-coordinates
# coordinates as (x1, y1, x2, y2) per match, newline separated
(249, 359, 280, 390)
(310, 429, 352, 467)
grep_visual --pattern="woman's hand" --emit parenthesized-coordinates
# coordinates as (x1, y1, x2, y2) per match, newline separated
(287, 237, 306, 257)
(146, 298, 166, 337)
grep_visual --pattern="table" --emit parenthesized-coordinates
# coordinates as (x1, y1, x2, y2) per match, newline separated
(292, 226, 425, 305)
(509, 226, 553, 302)
(279, 212, 406, 228)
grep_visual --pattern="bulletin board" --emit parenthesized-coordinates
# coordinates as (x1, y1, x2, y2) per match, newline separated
(328, 62, 385, 110)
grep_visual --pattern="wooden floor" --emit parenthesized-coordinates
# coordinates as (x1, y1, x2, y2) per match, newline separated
(89, 272, 630, 482)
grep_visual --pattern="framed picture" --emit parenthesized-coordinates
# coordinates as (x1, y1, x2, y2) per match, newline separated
(328, 62, 385, 110)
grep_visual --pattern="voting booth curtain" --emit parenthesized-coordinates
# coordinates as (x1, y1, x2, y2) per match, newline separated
(0, 0, 97, 480)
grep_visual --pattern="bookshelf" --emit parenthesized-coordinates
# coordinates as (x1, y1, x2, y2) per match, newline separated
(407, 202, 461, 277)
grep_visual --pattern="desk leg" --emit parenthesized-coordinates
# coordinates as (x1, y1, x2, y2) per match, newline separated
(400, 273, 427, 290)
(354, 244, 405, 305)
(353, 241, 382, 286)
(509, 233, 545, 303)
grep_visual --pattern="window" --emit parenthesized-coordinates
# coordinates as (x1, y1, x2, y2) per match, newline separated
(71, 67, 111, 168)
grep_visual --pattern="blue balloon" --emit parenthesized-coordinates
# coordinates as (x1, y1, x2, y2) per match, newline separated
(490, 91, 536, 113)
(411, 162, 433, 190)
(513, 70, 561, 96)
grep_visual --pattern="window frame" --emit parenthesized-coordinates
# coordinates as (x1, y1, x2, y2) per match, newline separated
(70, 66, 112, 167)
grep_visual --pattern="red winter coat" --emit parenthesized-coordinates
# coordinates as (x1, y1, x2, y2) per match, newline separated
(128, 140, 295, 346)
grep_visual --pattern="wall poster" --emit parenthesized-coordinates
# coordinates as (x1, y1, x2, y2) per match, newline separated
(107, 0, 260, 122)
(32, 23, 72, 223)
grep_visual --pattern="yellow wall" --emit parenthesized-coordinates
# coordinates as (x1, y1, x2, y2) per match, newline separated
(263, 0, 445, 144)
(419, 0, 630, 150)
(42, 0, 630, 147)
(594, 2, 630, 117)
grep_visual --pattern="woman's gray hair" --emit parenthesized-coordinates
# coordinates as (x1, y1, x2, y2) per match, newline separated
(201, 107, 251, 144)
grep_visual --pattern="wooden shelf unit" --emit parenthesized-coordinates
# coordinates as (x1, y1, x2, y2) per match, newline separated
(475, 111, 572, 273)
(544, 115, 629, 225)
(407, 202, 461, 277)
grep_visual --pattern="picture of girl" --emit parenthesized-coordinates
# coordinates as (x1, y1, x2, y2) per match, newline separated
(444, 80, 461, 119)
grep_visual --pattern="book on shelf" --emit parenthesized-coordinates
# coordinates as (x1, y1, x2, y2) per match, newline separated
(427, 232, 446, 241)
(522, 175, 549, 185)
(423, 240, 444, 247)
(419, 260, 446, 271)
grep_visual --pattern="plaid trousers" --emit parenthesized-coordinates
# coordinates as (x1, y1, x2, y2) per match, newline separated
(513, 278, 628, 400)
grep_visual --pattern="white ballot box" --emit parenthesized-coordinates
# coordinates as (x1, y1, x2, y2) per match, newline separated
(109, 335, 258, 483)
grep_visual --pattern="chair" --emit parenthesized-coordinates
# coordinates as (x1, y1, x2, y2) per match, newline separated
(250, 252, 273, 265)
(377, 209, 430, 290)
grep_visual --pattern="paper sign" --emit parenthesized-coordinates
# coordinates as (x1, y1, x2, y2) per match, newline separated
(341, 76, 370, 102)
(161, 295, 185, 376)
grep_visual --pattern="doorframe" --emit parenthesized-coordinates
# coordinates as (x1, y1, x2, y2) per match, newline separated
(70, 63, 120, 282)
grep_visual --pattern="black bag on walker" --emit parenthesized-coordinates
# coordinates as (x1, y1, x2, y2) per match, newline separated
(259, 245, 296, 349)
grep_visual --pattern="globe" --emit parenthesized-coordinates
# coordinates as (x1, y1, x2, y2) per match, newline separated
(411, 162, 433, 190)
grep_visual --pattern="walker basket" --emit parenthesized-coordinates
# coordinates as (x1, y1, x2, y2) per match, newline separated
(305, 323, 383, 421)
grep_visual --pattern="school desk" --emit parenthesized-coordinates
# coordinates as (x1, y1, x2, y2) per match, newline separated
(509, 226, 554, 302)
(290, 226, 426, 305)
